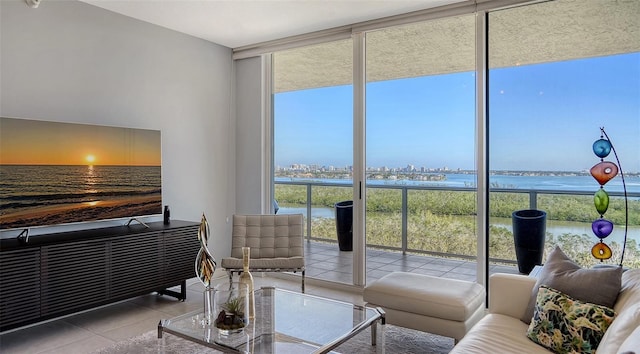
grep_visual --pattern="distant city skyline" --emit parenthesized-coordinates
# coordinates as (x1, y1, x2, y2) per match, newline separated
(276, 162, 640, 176)
(274, 53, 639, 173)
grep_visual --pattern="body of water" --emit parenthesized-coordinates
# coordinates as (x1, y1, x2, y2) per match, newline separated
(0, 165, 162, 230)
(277, 173, 640, 194)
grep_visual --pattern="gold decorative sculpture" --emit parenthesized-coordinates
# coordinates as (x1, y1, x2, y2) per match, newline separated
(195, 213, 217, 287)
(195, 214, 217, 325)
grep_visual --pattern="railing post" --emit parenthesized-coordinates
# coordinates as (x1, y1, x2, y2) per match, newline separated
(402, 187, 408, 255)
(307, 183, 312, 242)
(529, 190, 537, 210)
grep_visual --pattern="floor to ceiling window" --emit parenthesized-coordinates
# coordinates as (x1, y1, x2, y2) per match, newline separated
(488, 0, 640, 270)
(272, 39, 355, 284)
(364, 14, 477, 282)
(266, 0, 639, 287)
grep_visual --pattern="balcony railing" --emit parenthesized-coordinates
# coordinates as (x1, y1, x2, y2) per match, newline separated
(275, 180, 638, 263)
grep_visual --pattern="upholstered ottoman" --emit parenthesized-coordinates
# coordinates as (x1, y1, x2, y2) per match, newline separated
(363, 272, 485, 341)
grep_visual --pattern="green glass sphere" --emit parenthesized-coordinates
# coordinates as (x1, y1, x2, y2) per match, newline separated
(594, 188, 610, 215)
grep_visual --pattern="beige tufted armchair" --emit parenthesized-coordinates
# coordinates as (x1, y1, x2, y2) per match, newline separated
(221, 214, 305, 292)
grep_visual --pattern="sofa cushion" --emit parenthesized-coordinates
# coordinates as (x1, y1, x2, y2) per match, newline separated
(596, 303, 640, 354)
(521, 246, 622, 324)
(617, 325, 640, 353)
(526, 286, 616, 354)
(449, 314, 551, 354)
(614, 268, 640, 314)
(597, 269, 640, 354)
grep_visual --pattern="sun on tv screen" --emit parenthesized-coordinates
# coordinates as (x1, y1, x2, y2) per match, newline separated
(0, 117, 162, 230)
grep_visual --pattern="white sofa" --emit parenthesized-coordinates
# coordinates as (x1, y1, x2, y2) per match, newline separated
(451, 269, 640, 353)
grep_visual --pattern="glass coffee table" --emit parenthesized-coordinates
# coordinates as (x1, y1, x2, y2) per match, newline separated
(158, 286, 385, 353)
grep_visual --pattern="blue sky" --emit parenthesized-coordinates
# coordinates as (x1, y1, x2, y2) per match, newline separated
(275, 53, 640, 172)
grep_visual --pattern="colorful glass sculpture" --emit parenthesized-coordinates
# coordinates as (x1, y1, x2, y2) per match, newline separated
(589, 128, 629, 265)
(590, 162, 619, 185)
(591, 219, 613, 239)
(593, 188, 610, 215)
(592, 138, 612, 158)
(591, 242, 612, 260)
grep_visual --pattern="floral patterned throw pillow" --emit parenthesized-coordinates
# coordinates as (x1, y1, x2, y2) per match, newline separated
(526, 285, 616, 354)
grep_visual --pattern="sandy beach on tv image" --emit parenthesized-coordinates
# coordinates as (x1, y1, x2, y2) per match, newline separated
(0, 195, 161, 230)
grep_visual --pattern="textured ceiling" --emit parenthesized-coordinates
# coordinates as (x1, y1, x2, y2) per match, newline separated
(274, 0, 640, 93)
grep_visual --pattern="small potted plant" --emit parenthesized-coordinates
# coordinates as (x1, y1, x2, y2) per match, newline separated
(213, 283, 249, 334)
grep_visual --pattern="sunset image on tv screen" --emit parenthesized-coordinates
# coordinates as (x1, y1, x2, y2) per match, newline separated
(0, 117, 162, 230)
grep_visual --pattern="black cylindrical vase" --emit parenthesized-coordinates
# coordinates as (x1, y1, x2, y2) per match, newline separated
(512, 209, 546, 274)
(335, 201, 353, 251)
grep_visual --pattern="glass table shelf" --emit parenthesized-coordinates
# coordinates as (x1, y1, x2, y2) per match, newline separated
(158, 286, 384, 353)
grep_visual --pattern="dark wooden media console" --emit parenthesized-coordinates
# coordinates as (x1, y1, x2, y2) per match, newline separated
(0, 220, 200, 332)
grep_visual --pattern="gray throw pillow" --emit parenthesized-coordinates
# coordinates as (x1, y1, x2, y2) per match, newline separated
(520, 246, 622, 324)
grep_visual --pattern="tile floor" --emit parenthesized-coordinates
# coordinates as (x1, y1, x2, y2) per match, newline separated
(0, 274, 357, 354)
(0, 242, 520, 354)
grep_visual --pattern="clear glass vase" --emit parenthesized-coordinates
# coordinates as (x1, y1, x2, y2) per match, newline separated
(203, 287, 215, 326)
(239, 247, 255, 320)
(213, 282, 249, 335)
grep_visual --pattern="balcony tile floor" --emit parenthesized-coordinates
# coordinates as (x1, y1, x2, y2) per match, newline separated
(304, 240, 521, 285)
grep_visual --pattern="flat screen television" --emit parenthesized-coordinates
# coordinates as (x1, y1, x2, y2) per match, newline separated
(0, 117, 162, 231)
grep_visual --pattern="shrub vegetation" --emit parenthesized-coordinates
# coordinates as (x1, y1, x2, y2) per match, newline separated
(275, 184, 640, 268)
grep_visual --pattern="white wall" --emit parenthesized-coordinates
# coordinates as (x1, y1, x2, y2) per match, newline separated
(0, 0, 235, 262)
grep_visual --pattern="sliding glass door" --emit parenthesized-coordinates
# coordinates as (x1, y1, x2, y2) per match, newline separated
(272, 39, 355, 284)
(364, 15, 477, 283)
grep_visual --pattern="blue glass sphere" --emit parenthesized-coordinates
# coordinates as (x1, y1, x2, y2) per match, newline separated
(593, 139, 612, 158)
